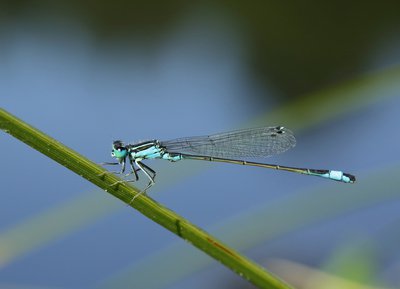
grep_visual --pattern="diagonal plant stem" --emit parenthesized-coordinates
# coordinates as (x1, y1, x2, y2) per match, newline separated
(0, 108, 292, 289)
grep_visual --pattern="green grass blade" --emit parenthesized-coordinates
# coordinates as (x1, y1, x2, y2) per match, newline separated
(0, 108, 292, 289)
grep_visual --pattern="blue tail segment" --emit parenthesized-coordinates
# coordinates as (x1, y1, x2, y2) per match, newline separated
(309, 169, 356, 183)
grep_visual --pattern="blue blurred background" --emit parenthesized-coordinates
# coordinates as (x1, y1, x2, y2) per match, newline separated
(1, 2, 400, 288)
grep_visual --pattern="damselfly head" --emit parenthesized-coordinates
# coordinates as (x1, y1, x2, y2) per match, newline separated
(111, 140, 127, 160)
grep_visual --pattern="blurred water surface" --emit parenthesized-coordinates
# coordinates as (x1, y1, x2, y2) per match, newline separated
(1, 3, 400, 289)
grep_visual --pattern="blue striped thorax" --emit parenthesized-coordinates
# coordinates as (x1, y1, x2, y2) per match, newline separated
(126, 141, 182, 161)
(129, 142, 162, 159)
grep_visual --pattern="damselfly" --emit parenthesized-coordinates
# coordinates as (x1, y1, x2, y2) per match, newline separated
(103, 126, 355, 199)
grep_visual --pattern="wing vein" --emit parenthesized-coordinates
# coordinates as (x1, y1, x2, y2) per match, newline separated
(160, 126, 296, 158)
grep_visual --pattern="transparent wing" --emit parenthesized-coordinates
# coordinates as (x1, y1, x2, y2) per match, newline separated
(160, 126, 296, 158)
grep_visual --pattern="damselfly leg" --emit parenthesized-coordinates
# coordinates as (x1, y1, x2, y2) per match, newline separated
(100, 160, 139, 186)
(127, 161, 157, 203)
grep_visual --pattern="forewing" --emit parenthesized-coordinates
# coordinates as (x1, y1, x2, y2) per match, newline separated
(160, 126, 296, 158)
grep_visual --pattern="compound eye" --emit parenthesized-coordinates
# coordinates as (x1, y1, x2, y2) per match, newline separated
(111, 147, 127, 158)
(113, 140, 124, 149)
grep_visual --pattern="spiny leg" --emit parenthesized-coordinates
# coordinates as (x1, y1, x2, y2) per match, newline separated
(139, 161, 156, 185)
(109, 160, 141, 186)
(128, 158, 139, 181)
(98, 161, 125, 186)
(98, 160, 126, 178)
(101, 158, 140, 186)
(129, 160, 156, 204)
